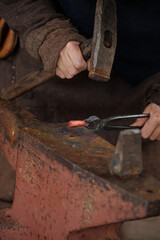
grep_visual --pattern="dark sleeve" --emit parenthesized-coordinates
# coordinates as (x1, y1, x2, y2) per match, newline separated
(144, 80, 160, 107)
(0, 0, 86, 73)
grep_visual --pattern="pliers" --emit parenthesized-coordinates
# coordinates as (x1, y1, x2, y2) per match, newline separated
(68, 113, 150, 132)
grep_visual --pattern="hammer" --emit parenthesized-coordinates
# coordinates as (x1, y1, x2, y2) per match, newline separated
(2, 0, 117, 100)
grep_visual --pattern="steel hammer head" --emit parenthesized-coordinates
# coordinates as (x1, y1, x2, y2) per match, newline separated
(90, 0, 117, 82)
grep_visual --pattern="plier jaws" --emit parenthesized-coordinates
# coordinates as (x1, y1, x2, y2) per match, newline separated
(84, 113, 150, 131)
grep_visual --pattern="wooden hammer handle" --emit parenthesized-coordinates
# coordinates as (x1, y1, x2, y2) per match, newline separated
(79, 38, 92, 61)
(1, 39, 92, 100)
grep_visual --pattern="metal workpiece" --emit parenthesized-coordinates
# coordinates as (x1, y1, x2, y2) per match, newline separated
(110, 129, 143, 178)
(0, 98, 160, 240)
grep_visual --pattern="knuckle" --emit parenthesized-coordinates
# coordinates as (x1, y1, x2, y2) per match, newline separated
(75, 61, 86, 70)
(69, 74, 74, 79)
(66, 41, 74, 50)
(75, 61, 82, 69)
(145, 104, 152, 111)
(56, 69, 60, 76)
(57, 72, 65, 79)
(152, 112, 160, 124)
(59, 51, 64, 58)
(142, 134, 148, 139)
(60, 75, 65, 79)
(70, 69, 78, 76)
(141, 130, 148, 139)
(150, 136, 156, 141)
(66, 74, 73, 79)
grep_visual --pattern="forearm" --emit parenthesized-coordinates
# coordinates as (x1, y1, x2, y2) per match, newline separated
(0, 0, 85, 67)
(0, 0, 61, 45)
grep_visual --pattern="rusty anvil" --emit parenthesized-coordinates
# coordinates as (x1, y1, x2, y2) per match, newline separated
(0, 98, 160, 240)
(1, 0, 117, 100)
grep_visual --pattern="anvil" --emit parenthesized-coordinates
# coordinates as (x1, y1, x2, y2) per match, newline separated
(0, 98, 160, 240)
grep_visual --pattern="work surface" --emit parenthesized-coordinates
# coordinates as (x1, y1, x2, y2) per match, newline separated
(0, 98, 160, 240)
(142, 140, 160, 181)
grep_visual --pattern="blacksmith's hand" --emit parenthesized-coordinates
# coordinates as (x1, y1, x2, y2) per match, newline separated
(56, 41, 87, 79)
(131, 103, 160, 140)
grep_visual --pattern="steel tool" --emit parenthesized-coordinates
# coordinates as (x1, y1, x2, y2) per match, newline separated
(68, 113, 150, 131)
(110, 129, 143, 178)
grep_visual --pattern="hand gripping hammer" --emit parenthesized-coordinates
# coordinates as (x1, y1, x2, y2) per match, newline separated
(2, 0, 117, 100)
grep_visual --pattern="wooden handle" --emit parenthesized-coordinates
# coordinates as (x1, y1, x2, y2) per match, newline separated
(80, 38, 92, 61)
(2, 39, 92, 100)
(1, 70, 53, 100)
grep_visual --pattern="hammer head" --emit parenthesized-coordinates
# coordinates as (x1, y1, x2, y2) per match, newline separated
(90, 0, 117, 82)
(109, 129, 143, 178)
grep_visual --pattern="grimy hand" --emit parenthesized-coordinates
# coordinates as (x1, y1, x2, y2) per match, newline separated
(56, 41, 88, 79)
(131, 103, 160, 140)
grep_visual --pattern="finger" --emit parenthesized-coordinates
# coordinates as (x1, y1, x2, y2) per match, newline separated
(56, 67, 65, 79)
(141, 112, 160, 139)
(149, 125, 160, 141)
(130, 117, 147, 127)
(57, 52, 77, 79)
(87, 58, 91, 71)
(66, 41, 87, 71)
(143, 105, 151, 113)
